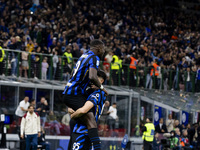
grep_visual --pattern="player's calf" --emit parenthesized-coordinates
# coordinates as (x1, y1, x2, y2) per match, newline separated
(81, 112, 101, 150)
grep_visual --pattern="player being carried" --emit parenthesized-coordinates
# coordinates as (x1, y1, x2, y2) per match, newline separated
(63, 39, 108, 150)
(69, 69, 108, 150)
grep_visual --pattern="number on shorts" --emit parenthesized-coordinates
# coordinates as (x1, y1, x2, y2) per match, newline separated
(73, 60, 81, 77)
(73, 142, 80, 150)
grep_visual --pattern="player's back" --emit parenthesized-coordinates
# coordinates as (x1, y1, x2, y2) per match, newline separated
(63, 51, 100, 95)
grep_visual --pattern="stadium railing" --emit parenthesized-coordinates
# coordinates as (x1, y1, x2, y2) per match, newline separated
(0, 48, 198, 93)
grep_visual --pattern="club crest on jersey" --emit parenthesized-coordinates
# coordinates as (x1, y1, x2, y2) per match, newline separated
(73, 142, 80, 150)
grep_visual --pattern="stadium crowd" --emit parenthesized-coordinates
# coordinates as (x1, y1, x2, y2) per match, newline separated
(142, 116, 200, 150)
(0, 0, 200, 92)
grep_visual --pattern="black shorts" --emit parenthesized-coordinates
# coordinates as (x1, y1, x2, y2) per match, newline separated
(63, 94, 87, 111)
(69, 132, 91, 150)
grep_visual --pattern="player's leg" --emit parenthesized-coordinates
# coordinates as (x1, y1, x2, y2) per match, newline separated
(81, 112, 101, 150)
(70, 133, 91, 150)
(63, 95, 101, 149)
(68, 119, 77, 150)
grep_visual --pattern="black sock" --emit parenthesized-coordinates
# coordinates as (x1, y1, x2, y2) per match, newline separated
(88, 128, 101, 150)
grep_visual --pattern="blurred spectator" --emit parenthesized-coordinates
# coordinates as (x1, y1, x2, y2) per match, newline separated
(155, 118, 168, 133)
(30, 99, 36, 108)
(47, 110, 61, 135)
(166, 114, 175, 133)
(21, 47, 29, 78)
(61, 110, 70, 127)
(179, 129, 191, 149)
(153, 132, 161, 150)
(8, 37, 18, 76)
(38, 127, 51, 150)
(15, 96, 30, 123)
(98, 100, 110, 136)
(197, 122, 200, 148)
(196, 66, 200, 92)
(20, 105, 41, 150)
(150, 59, 160, 89)
(99, 100, 110, 125)
(107, 102, 118, 130)
(36, 97, 49, 128)
(169, 130, 179, 149)
(72, 43, 81, 58)
(41, 57, 49, 80)
(52, 51, 59, 79)
(0, 46, 5, 76)
(27, 39, 34, 52)
(175, 128, 181, 139)
(146, 62, 153, 89)
(188, 123, 198, 146)
(175, 120, 183, 135)
(163, 65, 169, 91)
(33, 47, 41, 79)
(185, 67, 192, 92)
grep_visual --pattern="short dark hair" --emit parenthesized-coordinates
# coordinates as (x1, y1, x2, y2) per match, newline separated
(28, 105, 35, 109)
(90, 39, 104, 48)
(113, 102, 117, 105)
(97, 69, 107, 82)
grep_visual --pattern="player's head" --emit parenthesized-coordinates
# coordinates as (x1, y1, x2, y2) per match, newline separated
(90, 39, 105, 59)
(97, 69, 107, 84)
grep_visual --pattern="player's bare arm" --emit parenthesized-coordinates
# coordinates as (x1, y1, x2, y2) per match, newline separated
(89, 68, 108, 96)
(71, 101, 94, 118)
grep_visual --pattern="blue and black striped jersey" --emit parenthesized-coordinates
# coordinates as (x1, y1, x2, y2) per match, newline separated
(73, 89, 106, 134)
(63, 51, 100, 95)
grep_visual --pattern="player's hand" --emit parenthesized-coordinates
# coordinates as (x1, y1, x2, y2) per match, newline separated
(102, 88, 109, 96)
(71, 113, 75, 119)
(68, 108, 75, 114)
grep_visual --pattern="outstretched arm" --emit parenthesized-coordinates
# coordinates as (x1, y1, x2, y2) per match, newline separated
(71, 101, 94, 119)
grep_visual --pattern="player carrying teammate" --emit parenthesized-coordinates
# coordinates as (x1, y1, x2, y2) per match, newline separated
(63, 39, 108, 150)
(69, 69, 107, 150)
